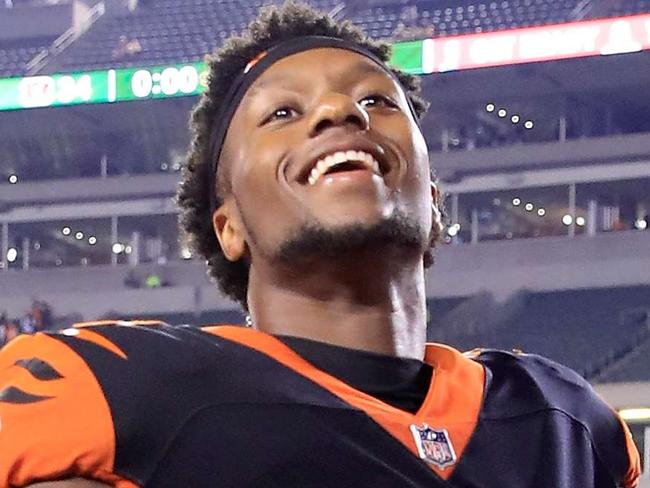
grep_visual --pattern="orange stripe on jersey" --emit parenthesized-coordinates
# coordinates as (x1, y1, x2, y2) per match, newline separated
(205, 326, 485, 480)
(0, 333, 138, 487)
(617, 415, 641, 488)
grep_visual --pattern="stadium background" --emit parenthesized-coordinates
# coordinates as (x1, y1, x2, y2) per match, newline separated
(0, 0, 648, 482)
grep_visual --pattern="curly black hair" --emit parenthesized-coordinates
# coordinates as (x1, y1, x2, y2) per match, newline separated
(177, 1, 445, 311)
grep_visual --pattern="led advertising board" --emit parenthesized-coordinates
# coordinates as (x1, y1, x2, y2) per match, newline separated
(0, 62, 207, 111)
(420, 13, 650, 73)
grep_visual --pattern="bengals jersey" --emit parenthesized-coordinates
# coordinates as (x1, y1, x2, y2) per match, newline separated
(0, 322, 640, 487)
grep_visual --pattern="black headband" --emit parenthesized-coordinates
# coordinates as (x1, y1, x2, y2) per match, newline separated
(207, 35, 420, 212)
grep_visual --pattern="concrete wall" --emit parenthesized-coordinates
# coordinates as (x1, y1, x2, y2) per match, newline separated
(433, 131, 650, 181)
(427, 229, 650, 301)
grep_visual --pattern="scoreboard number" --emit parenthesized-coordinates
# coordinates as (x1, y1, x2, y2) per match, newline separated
(18, 76, 56, 108)
(131, 66, 200, 98)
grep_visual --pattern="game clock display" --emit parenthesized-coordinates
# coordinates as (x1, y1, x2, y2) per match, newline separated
(0, 62, 208, 111)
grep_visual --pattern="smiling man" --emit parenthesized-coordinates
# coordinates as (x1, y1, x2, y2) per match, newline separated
(0, 3, 641, 488)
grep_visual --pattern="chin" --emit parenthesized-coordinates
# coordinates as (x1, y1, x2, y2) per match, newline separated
(312, 200, 396, 228)
(275, 207, 427, 264)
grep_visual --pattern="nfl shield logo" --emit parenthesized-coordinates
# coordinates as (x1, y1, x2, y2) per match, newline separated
(409, 423, 457, 469)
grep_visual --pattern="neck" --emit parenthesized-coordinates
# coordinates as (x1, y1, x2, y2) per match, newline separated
(246, 250, 428, 360)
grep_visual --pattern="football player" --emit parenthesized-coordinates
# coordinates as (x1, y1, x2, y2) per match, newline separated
(0, 2, 640, 487)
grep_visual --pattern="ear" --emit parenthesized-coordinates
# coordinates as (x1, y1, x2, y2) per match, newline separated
(430, 181, 443, 236)
(212, 198, 246, 262)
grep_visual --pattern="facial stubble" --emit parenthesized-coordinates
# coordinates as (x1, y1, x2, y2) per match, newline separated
(237, 199, 434, 267)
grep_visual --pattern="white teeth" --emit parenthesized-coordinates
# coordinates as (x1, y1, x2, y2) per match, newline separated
(333, 152, 347, 164)
(317, 158, 329, 175)
(307, 150, 380, 186)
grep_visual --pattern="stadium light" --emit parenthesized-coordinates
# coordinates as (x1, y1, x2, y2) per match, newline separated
(537, 208, 546, 216)
(6, 248, 17, 263)
(511, 114, 520, 124)
(562, 214, 573, 226)
(576, 216, 586, 226)
(524, 120, 534, 129)
(62, 226, 71, 236)
(8, 174, 17, 184)
(88, 236, 97, 245)
(112, 243, 125, 254)
(634, 219, 647, 230)
(618, 408, 650, 421)
(75, 231, 84, 240)
(181, 248, 193, 259)
(485, 103, 495, 112)
(524, 202, 534, 211)
(512, 198, 521, 206)
(497, 109, 507, 118)
(447, 223, 461, 237)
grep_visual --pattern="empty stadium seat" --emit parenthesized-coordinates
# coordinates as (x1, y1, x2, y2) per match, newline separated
(0, 36, 56, 77)
(49, 0, 595, 71)
(433, 286, 650, 377)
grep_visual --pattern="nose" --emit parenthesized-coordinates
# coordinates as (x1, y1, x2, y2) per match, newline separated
(308, 93, 370, 137)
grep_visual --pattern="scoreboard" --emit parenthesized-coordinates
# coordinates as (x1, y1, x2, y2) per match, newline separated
(0, 63, 207, 111)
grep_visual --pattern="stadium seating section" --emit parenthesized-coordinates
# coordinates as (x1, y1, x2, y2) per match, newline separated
(426, 286, 650, 380)
(608, 0, 650, 17)
(0, 36, 56, 77)
(595, 335, 650, 382)
(3, 0, 650, 76)
(56, 0, 586, 71)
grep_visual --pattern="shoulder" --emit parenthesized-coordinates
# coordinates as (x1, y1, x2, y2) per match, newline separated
(0, 322, 246, 487)
(0, 331, 138, 487)
(471, 348, 617, 427)
(471, 348, 593, 412)
(471, 349, 640, 487)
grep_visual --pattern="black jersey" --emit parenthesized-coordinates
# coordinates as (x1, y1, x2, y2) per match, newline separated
(0, 322, 640, 487)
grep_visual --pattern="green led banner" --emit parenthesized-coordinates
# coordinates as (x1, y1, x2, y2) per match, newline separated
(389, 40, 424, 75)
(0, 62, 209, 111)
(0, 43, 423, 112)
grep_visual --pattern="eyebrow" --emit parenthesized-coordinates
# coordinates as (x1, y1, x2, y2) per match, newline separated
(248, 59, 390, 96)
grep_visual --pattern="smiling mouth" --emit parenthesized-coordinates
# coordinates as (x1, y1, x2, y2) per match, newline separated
(307, 150, 381, 186)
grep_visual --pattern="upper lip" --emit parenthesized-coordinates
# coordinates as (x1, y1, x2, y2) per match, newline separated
(294, 134, 391, 184)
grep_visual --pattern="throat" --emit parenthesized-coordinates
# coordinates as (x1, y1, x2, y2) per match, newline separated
(276, 334, 434, 414)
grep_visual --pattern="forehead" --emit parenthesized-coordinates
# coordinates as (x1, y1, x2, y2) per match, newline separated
(247, 47, 395, 94)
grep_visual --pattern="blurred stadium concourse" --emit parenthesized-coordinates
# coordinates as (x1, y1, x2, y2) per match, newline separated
(0, 0, 649, 480)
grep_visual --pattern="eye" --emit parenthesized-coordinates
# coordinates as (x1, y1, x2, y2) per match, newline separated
(261, 106, 299, 125)
(358, 94, 398, 109)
